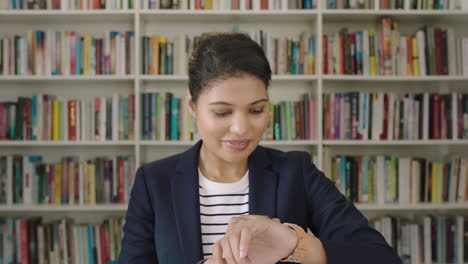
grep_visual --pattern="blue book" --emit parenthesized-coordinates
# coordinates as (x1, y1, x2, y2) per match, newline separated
(291, 41, 300, 74)
(328, 0, 336, 8)
(362, 157, 368, 202)
(76, 39, 82, 75)
(308, 37, 315, 58)
(304, 0, 312, 9)
(356, 31, 363, 74)
(87, 226, 95, 264)
(170, 98, 179, 140)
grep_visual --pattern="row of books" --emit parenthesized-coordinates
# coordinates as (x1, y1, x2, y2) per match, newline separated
(370, 215, 467, 264)
(323, 18, 468, 76)
(141, 92, 317, 141)
(141, 0, 316, 10)
(0, 155, 136, 205)
(0, 30, 135, 76)
(141, 35, 186, 76)
(322, 92, 468, 140)
(248, 30, 316, 75)
(379, 0, 465, 10)
(0, 94, 136, 141)
(327, 0, 465, 9)
(0, 217, 122, 264)
(141, 31, 316, 76)
(327, 155, 468, 204)
(0, 0, 134, 10)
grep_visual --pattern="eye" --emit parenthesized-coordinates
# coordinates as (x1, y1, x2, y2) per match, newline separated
(213, 111, 231, 117)
(250, 109, 264, 114)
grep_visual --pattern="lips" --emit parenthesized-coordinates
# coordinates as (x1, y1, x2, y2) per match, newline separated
(223, 140, 251, 150)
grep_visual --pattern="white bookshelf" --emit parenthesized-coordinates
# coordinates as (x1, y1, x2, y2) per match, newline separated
(1, 0, 468, 216)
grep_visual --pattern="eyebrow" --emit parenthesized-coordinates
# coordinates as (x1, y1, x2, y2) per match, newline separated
(208, 98, 268, 106)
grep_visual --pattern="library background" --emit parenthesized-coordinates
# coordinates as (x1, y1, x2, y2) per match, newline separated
(0, 0, 468, 263)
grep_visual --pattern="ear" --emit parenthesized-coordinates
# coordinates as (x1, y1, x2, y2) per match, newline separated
(185, 90, 196, 118)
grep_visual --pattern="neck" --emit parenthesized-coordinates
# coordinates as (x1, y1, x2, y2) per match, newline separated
(198, 143, 248, 183)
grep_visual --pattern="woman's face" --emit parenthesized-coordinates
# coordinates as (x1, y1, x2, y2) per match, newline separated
(187, 74, 270, 164)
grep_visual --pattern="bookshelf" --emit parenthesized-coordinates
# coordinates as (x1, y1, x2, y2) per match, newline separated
(1, 0, 468, 262)
(0, 0, 467, 211)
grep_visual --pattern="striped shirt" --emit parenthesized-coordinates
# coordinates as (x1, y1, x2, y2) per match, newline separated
(198, 168, 249, 258)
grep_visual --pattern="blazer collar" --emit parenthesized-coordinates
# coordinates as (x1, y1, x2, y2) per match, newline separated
(172, 140, 277, 262)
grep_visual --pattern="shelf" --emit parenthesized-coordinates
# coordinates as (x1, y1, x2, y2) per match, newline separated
(0, 203, 465, 213)
(322, 9, 468, 23)
(0, 75, 136, 83)
(323, 140, 468, 146)
(0, 204, 128, 212)
(0, 140, 137, 146)
(356, 202, 468, 212)
(322, 75, 468, 82)
(140, 140, 319, 146)
(0, 10, 135, 23)
(140, 74, 318, 82)
(140, 9, 318, 23)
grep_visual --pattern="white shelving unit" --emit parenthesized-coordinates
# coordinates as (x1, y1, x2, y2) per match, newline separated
(1, 0, 468, 218)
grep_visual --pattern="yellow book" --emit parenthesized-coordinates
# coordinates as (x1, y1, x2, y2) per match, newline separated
(151, 35, 159, 75)
(186, 106, 192, 141)
(86, 162, 96, 204)
(26, 31, 34, 75)
(205, 0, 212, 9)
(369, 29, 376, 76)
(54, 163, 62, 204)
(431, 162, 438, 203)
(159, 37, 167, 74)
(84, 36, 92, 75)
(53, 100, 60, 141)
(412, 37, 419, 76)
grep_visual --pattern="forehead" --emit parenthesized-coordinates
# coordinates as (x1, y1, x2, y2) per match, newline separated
(200, 75, 268, 103)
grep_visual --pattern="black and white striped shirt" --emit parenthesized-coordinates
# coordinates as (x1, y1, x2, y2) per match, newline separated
(198, 169, 249, 258)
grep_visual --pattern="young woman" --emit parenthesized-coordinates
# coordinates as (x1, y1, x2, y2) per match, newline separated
(119, 33, 401, 264)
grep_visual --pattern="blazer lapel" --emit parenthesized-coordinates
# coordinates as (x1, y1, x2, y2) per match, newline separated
(248, 145, 278, 218)
(172, 140, 204, 263)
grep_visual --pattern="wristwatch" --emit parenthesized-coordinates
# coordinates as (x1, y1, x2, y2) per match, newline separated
(280, 223, 309, 263)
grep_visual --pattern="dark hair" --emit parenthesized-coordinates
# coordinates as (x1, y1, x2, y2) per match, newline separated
(188, 32, 272, 103)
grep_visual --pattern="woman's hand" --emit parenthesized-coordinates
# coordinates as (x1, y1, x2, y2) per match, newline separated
(209, 215, 298, 264)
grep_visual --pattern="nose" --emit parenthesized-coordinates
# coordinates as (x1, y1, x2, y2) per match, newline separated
(230, 112, 249, 136)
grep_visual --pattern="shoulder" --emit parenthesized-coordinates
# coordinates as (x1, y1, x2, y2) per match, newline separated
(258, 145, 316, 170)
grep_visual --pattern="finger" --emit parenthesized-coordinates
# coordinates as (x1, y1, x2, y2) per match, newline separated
(272, 218, 281, 223)
(221, 237, 238, 264)
(212, 241, 223, 260)
(229, 231, 242, 262)
(239, 228, 252, 260)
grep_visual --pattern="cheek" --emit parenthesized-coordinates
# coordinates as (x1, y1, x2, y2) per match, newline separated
(197, 113, 227, 136)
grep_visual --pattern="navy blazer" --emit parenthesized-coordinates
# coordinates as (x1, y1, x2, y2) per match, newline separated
(120, 140, 401, 264)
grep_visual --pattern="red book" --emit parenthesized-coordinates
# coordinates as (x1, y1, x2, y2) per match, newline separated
(21, 220, 30, 264)
(433, 93, 440, 139)
(94, 0, 100, 9)
(339, 35, 345, 74)
(323, 35, 328, 74)
(118, 158, 124, 204)
(232, 0, 239, 9)
(309, 99, 315, 140)
(325, 97, 331, 139)
(99, 225, 108, 264)
(96, 39, 102, 75)
(261, 0, 268, 9)
(68, 100, 76, 141)
(294, 102, 301, 139)
(70, 32, 76, 75)
(440, 96, 447, 139)
(406, 35, 413, 76)
(381, 0, 388, 9)
(381, 94, 389, 140)
(246, 0, 251, 9)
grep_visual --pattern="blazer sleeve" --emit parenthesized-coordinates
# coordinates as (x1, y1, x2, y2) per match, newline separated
(119, 167, 158, 263)
(300, 152, 402, 264)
